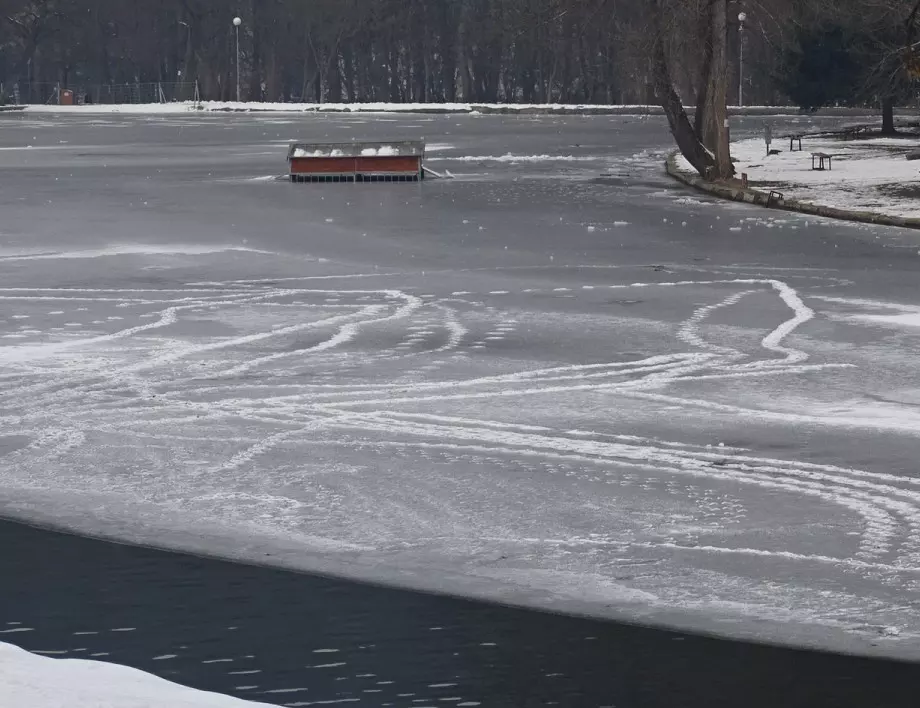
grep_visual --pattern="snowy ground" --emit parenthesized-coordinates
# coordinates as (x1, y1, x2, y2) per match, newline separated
(1, 641, 270, 708)
(19, 101, 904, 117)
(1, 112, 920, 661)
(712, 134, 920, 219)
(22, 101, 663, 116)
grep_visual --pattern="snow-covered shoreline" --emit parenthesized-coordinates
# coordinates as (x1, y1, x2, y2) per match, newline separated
(0, 641, 270, 707)
(14, 100, 914, 117)
(675, 134, 920, 221)
(733, 135, 920, 219)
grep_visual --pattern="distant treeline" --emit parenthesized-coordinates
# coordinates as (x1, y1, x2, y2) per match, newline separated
(0, 1, 913, 107)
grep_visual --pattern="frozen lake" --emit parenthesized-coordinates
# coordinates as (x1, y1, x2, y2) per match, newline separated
(1, 111, 920, 659)
(2, 518, 917, 708)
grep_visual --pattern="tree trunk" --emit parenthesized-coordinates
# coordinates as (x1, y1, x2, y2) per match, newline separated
(458, 10, 472, 101)
(650, 0, 715, 176)
(693, 3, 713, 142)
(249, 0, 263, 101)
(882, 96, 896, 135)
(439, 9, 457, 102)
(388, 46, 400, 101)
(699, 0, 733, 179)
(327, 51, 342, 102)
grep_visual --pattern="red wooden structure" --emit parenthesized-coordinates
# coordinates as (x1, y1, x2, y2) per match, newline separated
(288, 141, 425, 182)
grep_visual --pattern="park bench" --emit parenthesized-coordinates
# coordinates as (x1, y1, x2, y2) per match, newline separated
(811, 152, 833, 171)
(842, 124, 870, 141)
(783, 133, 804, 151)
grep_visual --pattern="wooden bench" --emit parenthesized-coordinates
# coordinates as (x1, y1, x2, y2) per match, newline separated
(842, 125, 869, 141)
(811, 152, 833, 171)
(784, 134, 804, 151)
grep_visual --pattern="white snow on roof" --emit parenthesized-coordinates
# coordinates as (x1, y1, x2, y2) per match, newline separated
(290, 143, 416, 159)
(291, 147, 326, 158)
(360, 145, 398, 157)
(0, 641, 272, 708)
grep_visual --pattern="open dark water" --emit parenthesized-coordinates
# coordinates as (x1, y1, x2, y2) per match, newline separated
(0, 518, 917, 708)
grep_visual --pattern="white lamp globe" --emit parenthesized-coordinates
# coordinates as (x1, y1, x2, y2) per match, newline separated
(738, 12, 747, 22)
(233, 17, 242, 27)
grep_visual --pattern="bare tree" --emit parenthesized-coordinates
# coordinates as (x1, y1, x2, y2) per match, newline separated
(651, 0, 733, 179)
(0, 0, 904, 125)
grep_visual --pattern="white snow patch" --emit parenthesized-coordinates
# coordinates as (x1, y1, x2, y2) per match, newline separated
(854, 313, 920, 328)
(0, 641, 273, 707)
(21, 101, 813, 116)
(0, 245, 271, 261)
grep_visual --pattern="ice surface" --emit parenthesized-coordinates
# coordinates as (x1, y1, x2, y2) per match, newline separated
(1, 112, 920, 660)
(0, 641, 272, 707)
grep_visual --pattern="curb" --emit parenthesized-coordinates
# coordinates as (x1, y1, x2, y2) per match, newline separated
(0, 106, 25, 112)
(665, 152, 920, 230)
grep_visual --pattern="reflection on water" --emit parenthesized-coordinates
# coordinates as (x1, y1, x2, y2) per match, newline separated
(0, 519, 915, 707)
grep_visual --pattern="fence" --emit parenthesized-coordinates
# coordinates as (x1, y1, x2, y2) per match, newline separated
(4, 82, 201, 106)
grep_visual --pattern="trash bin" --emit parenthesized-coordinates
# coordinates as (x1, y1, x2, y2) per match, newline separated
(60, 89, 74, 106)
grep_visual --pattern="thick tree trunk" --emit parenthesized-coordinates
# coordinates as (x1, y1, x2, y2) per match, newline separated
(882, 97, 896, 135)
(693, 3, 713, 142)
(650, 0, 714, 176)
(699, 0, 734, 179)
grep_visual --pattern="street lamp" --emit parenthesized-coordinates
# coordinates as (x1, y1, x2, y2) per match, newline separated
(233, 16, 242, 103)
(738, 12, 747, 108)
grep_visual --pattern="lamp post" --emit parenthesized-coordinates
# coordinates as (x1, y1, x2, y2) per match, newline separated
(738, 12, 747, 108)
(233, 16, 242, 103)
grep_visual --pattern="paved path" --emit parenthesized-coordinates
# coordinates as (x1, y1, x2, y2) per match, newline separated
(1, 112, 919, 658)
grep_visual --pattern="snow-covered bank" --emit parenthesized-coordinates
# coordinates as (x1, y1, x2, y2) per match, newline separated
(675, 134, 920, 221)
(18, 101, 914, 117)
(731, 135, 920, 219)
(19, 100, 659, 115)
(0, 641, 270, 708)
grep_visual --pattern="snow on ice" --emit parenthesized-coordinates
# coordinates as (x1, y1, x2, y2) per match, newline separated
(3, 249, 920, 660)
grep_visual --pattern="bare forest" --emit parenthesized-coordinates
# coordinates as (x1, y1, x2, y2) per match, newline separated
(0, 0, 912, 106)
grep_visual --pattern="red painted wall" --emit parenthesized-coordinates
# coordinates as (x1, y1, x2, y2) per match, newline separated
(290, 156, 421, 176)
